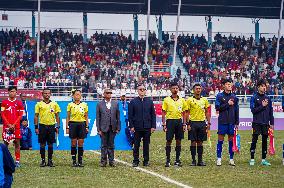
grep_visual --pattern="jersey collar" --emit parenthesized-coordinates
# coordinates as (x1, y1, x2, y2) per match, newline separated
(43, 100, 52, 104)
(8, 98, 16, 102)
(193, 95, 202, 100)
(170, 95, 179, 101)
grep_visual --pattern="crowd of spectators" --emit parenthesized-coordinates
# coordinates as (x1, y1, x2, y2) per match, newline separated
(0, 28, 175, 96)
(0, 28, 283, 98)
(178, 33, 284, 97)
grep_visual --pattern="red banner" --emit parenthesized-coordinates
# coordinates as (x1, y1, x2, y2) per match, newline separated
(154, 104, 162, 116)
(150, 72, 170, 77)
(0, 89, 42, 100)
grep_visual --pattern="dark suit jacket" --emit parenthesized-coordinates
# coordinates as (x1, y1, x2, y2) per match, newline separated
(96, 100, 121, 133)
(128, 97, 156, 131)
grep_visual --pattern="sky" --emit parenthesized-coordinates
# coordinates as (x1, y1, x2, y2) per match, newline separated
(0, 11, 282, 39)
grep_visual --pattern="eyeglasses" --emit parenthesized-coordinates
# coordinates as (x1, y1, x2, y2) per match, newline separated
(105, 92, 112, 94)
(139, 88, 146, 91)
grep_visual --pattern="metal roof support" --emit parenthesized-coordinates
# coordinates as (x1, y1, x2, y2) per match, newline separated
(251, 18, 260, 44)
(275, 0, 284, 72)
(173, 0, 181, 66)
(158, 15, 163, 43)
(206, 16, 212, 47)
(133, 14, 138, 44)
(36, 0, 40, 65)
(32, 11, 35, 38)
(144, 0, 150, 64)
(83, 12, 87, 43)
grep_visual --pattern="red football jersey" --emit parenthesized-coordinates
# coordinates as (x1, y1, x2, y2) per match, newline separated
(1, 98, 24, 129)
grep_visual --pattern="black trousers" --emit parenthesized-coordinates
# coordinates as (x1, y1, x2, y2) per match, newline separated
(133, 129, 151, 163)
(100, 130, 116, 164)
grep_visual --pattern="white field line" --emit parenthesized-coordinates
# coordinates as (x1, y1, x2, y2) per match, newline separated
(90, 150, 192, 188)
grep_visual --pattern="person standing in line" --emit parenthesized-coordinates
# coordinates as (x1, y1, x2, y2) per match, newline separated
(129, 84, 156, 167)
(96, 89, 120, 167)
(162, 82, 187, 167)
(186, 83, 211, 166)
(66, 90, 89, 167)
(249, 80, 274, 166)
(1, 86, 24, 168)
(34, 88, 61, 167)
(215, 79, 239, 166)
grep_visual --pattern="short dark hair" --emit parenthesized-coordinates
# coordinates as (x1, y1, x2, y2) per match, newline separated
(8, 86, 17, 91)
(137, 83, 144, 87)
(72, 89, 81, 95)
(257, 79, 266, 87)
(222, 78, 232, 85)
(169, 81, 178, 88)
(42, 88, 51, 92)
(192, 83, 201, 89)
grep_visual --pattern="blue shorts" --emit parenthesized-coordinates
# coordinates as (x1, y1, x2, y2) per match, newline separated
(217, 124, 234, 136)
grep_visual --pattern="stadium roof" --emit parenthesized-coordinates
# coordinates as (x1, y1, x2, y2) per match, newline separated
(0, 0, 283, 19)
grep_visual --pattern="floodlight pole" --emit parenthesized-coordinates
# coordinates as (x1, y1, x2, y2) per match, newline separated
(173, 0, 181, 66)
(275, 0, 284, 72)
(37, 0, 41, 64)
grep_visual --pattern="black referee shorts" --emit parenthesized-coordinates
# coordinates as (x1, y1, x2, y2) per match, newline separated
(188, 121, 207, 141)
(69, 121, 87, 139)
(252, 123, 269, 136)
(166, 119, 184, 141)
(38, 124, 56, 144)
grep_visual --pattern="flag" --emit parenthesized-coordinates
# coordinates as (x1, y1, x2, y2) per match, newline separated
(232, 128, 240, 153)
(268, 128, 275, 155)
(56, 133, 60, 148)
(207, 130, 212, 148)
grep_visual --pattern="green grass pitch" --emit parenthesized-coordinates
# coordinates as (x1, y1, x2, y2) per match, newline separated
(6, 131, 284, 188)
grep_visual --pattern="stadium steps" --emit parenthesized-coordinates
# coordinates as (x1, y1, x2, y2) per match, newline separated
(175, 55, 189, 78)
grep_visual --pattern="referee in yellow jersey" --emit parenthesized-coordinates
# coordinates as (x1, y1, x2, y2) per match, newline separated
(66, 90, 89, 167)
(34, 88, 61, 167)
(186, 83, 211, 166)
(162, 82, 187, 167)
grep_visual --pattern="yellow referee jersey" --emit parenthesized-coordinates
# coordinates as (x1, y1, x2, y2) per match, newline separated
(67, 102, 88, 122)
(162, 96, 187, 119)
(186, 97, 210, 121)
(35, 101, 61, 125)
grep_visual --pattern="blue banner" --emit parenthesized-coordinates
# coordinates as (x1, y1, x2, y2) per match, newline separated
(27, 101, 131, 150)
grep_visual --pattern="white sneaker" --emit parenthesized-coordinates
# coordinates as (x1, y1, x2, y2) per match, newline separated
(229, 159, 235, 166)
(216, 158, 222, 166)
(249, 159, 255, 166)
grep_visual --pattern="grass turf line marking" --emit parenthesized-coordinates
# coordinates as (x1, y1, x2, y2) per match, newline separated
(90, 150, 192, 188)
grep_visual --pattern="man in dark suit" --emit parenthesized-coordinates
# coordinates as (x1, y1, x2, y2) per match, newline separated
(129, 84, 156, 167)
(96, 88, 121, 167)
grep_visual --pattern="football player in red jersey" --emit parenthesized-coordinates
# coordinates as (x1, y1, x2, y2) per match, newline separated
(1, 86, 24, 168)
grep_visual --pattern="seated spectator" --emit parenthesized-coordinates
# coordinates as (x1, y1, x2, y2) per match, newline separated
(20, 118, 32, 150)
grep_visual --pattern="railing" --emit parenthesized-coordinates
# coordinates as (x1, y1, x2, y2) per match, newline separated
(0, 26, 280, 41)
(150, 63, 171, 72)
(50, 90, 284, 104)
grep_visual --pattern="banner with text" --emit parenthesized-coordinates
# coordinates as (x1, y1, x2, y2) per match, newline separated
(27, 101, 131, 150)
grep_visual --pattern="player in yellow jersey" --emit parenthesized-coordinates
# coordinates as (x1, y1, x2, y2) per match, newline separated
(66, 90, 89, 167)
(162, 82, 187, 167)
(34, 88, 61, 167)
(186, 83, 211, 166)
